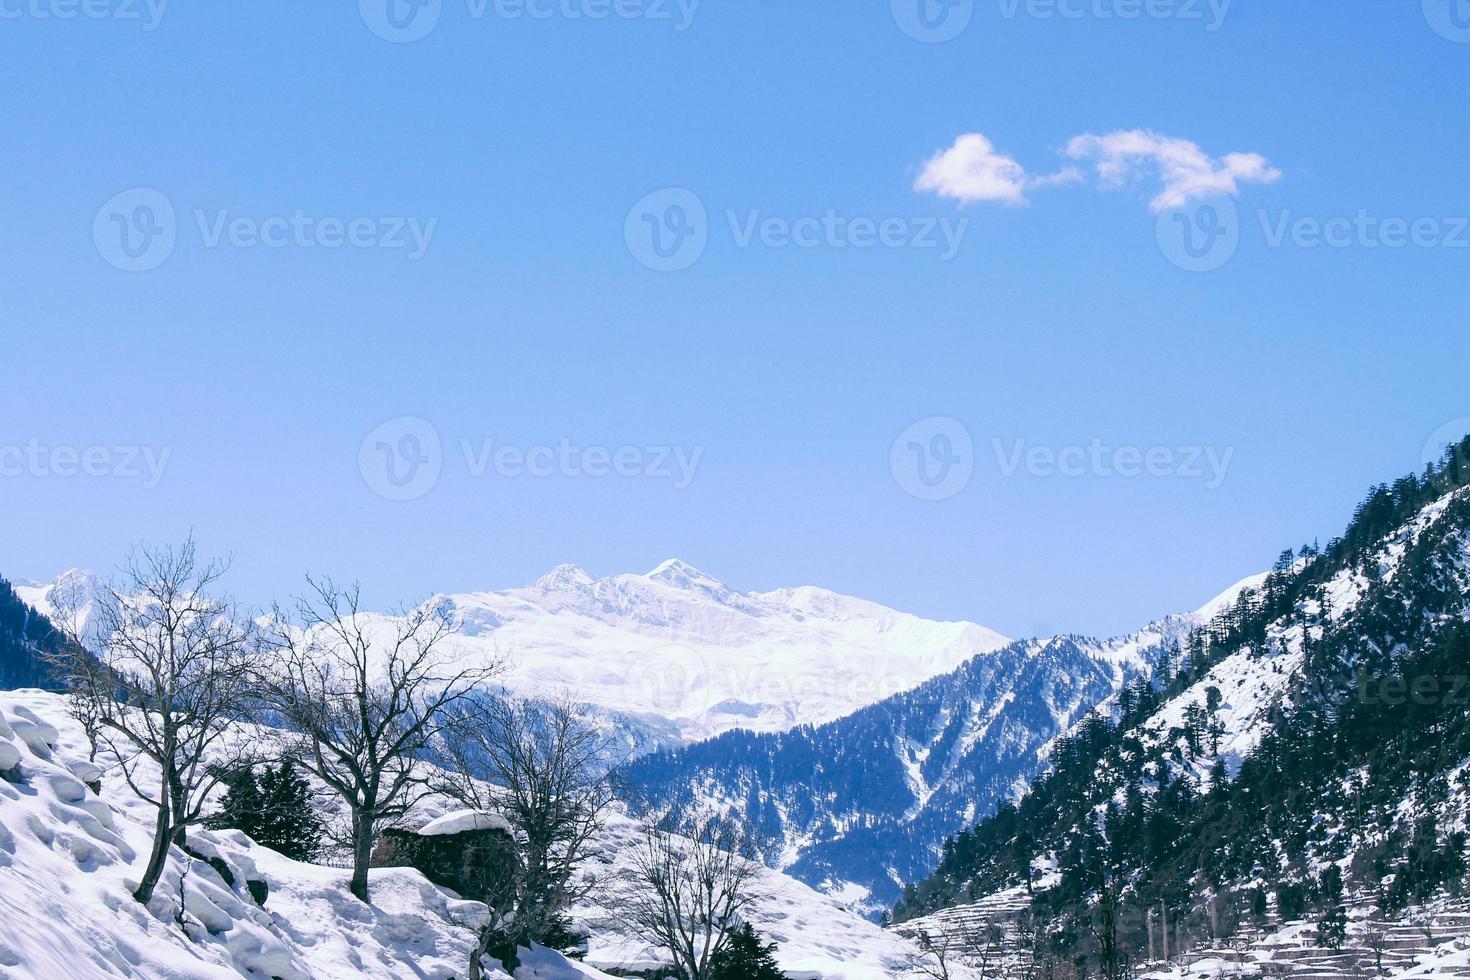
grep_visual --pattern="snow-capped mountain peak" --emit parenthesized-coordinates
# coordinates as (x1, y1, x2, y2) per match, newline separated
(643, 557, 731, 598)
(534, 562, 595, 592)
(19, 561, 1010, 746)
(13, 567, 104, 634)
(436, 561, 1010, 742)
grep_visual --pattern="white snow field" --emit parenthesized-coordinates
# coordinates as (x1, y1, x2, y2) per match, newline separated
(19, 560, 1010, 745)
(0, 690, 922, 979)
(0, 689, 614, 980)
(569, 815, 919, 980)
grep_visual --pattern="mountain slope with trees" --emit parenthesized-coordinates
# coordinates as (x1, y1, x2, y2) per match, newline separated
(892, 436, 1470, 976)
(621, 609, 1226, 912)
(0, 576, 72, 690)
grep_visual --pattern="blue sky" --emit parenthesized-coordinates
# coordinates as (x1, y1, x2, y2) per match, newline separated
(2, 0, 1468, 638)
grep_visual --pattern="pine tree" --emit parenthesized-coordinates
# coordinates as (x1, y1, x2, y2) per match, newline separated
(207, 766, 266, 836)
(710, 923, 787, 980)
(207, 761, 322, 862)
(257, 760, 323, 862)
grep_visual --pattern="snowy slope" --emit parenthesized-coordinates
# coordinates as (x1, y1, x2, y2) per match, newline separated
(0, 689, 920, 980)
(0, 688, 623, 980)
(894, 477, 1470, 972)
(20, 561, 1009, 745)
(1129, 489, 1469, 786)
(571, 815, 919, 979)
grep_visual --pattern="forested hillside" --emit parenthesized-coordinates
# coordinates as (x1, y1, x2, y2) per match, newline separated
(623, 615, 1213, 912)
(892, 436, 1470, 975)
(0, 577, 69, 690)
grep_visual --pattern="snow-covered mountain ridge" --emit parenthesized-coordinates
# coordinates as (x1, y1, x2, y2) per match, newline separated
(18, 560, 1010, 746)
(893, 444, 1470, 975)
(620, 574, 1261, 915)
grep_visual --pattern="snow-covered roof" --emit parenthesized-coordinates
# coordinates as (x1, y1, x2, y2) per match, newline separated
(418, 809, 515, 838)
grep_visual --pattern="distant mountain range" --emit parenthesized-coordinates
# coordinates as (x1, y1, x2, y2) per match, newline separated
(12, 558, 1261, 916)
(16, 559, 1011, 746)
(618, 577, 1261, 914)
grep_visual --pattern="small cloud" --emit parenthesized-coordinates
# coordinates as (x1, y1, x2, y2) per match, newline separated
(913, 133, 1080, 206)
(912, 129, 1279, 213)
(1065, 129, 1281, 212)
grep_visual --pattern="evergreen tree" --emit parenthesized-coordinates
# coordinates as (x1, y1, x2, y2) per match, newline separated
(258, 760, 324, 862)
(207, 766, 266, 835)
(208, 761, 323, 862)
(709, 924, 787, 980)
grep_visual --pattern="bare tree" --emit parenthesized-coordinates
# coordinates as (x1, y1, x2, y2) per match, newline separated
(1361, 920, 1389, 977)
(899, 922, 1008, 980)
(437, 693, 616, 979)
(900, 928, 959, 980)
(621, 814, 760, 980)
(45, 540, 260, 904)
(258, 576, 500, 902)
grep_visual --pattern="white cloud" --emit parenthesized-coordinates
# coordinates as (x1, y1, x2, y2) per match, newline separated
(913, 133, 1080, 206)
(1065, 129, 1281, 212)
(912, 129, 1279, 213)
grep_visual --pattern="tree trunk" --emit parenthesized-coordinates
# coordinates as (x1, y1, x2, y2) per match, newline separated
(169, 768, 188, 847)
(133, 804, 173, 903)
(467, 925, 493, 980)
(349, 807, 374, 902)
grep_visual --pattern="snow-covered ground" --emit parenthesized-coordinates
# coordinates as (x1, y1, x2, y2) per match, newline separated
(18, 560, 1009, 746)
(0, 689, 922, 979)
(0, 688, 619, 980)
(572, 815, 919, 979)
